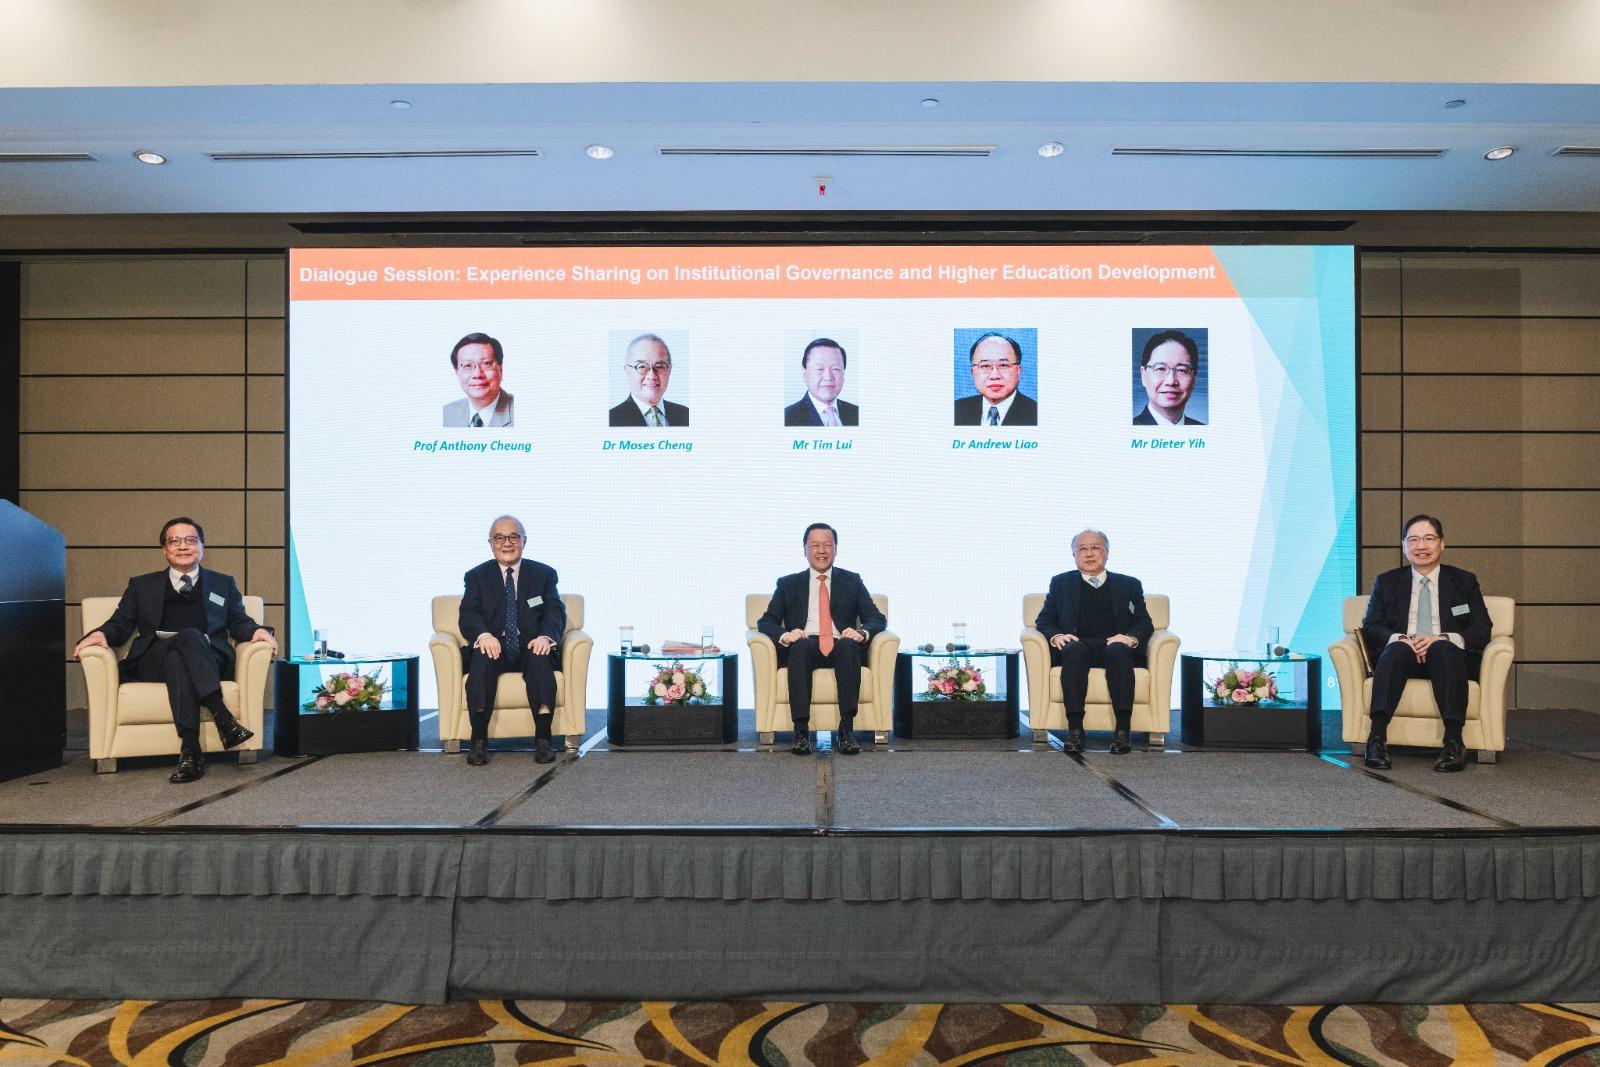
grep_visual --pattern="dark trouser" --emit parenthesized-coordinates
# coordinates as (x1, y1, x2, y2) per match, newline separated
(1056, 639, 1138, 730)
(465, 646, 557, 742)
(131, 629, 230, 745)
(1369, 639, 1469, 728)
(784, 635, 863, 733)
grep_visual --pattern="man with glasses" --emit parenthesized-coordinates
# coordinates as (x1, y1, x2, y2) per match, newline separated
(1359, 515, 1490, 773)
(954, 332, 1038, 426)
(610, 333, 690, 427)
(458, 515, 567, 766)
(784, 337, 859, 427)
(1035, 529, 1154, 755)
(443, 332, 515, 428)
(1133, 330, 1205, 426)
(72, 517, 276, 783)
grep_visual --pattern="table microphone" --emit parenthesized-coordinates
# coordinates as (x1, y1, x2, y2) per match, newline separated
(917, 642, 961, 653)
(632, 643, 652, 655)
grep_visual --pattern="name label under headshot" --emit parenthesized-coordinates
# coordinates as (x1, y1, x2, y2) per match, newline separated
(792, 438, 854, 451)
(950, 438, 1038, 451)
(412, 439, 532, 454)
(1130, 437, 1205, 450)
(601, 439, 694, 453)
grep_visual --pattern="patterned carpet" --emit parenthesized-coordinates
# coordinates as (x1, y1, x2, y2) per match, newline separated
(6, 1000, 1600, 1066)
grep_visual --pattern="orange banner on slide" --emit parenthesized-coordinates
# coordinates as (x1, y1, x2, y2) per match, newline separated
(290, 246, 1239, 301)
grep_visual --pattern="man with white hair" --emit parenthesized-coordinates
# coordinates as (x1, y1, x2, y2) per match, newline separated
(1034, 529, 1154, 754)
(458, 514, 566, 766)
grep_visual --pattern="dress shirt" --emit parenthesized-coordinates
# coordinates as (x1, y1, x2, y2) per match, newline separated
(630, 396, 666, 424)
(807, 393, 842, 426)
(1144, 404, 1187, 427)
(168, 566, 201, 593)
(1388, 566, 1465, 649)
(804, 567, 841, 639)
(982, 393, 1017, 425)
(467, 392, 503, 425)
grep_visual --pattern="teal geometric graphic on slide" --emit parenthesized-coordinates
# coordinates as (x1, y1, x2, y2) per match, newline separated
(287, 531, 314, 658)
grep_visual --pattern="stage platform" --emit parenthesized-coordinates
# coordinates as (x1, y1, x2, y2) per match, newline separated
(3, 707, 1599, 1004)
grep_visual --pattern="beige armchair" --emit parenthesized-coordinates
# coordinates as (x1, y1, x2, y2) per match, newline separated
(1019, 593, 1179, 747)
(1329, 594, 1514, 763)
(746, 593, 899, 746)
(78, 595, 270, 774)
(430, 594, 593, 752)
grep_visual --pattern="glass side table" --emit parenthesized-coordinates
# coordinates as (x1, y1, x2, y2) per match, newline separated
(1179, 651, 1322, 750)
(892, 648, 1020, 739)
(274, 654, 420, 756)
(607, 651, 739, 745)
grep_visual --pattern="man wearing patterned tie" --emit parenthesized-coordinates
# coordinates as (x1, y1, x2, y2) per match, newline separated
(953, 332, 1038, 426)
(458, 515, 566, 766)
(757, 523, 887, 755)
(1035, 529, 1153, 755)
(72, 517, 276, 783)
(1359, 515, 1490, 773)
(784, 338, 860, 427)
(442, 332, 515, 428)
(609, 333, 691, 427)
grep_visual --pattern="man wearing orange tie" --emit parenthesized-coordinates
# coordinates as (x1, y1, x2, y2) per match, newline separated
(757, 523, 887, 755)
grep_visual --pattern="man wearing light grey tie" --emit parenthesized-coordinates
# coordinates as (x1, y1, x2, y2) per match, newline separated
(442, 332, 515, 428)
(1360, 514, 1491, 772)
(609, 333, 691, 427)
(784, 338, 860, 427)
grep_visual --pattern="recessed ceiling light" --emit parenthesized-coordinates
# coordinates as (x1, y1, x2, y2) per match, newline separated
(390, 100, 412, 110)
(1444, 98, 1467, 109)
(586, 144, 614, 160)
(133, 150, 166, 165)
(1484, 146, 1515, 160)
(920, 98, 940, 109)
(1038, 142, 1064, 158)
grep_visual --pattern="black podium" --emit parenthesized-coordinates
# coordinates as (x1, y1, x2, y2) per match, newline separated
(0, 501, 66, 780)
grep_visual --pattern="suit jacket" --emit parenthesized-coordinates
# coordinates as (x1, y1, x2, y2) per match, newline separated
(1133, 404, 1203, 426)
(459, 557, 566, 655)
(609, 397, 690, 427)
(1035, 569, 1154, 665)
(92, 568, 262, 682)
(784, 394, 860, 427)
(443, 390, 515, 428)
(954, 392, 1038, 426)
(1360, 564, 1490, 674)
(758, 568, 887, 648)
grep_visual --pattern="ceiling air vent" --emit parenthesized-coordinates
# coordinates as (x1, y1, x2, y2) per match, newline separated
(1111, 146, 1446, 159)
(206, 149, 540, 162)
(659, 145, 995, 158)
(1553, 146, 1600, 157)
(0, 152, 97, 163)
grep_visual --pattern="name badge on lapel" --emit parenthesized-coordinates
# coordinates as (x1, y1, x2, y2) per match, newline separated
(1451, 604, 1469, 617)
(209, 592, 226, 607)
(527, 595, 543, 608)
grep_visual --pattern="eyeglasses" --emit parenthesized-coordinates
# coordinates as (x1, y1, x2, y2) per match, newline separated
(163, 536, 201, 547)
(972, 361, 1020, 376)
(456, 360, 499, 374)
(1144, 363, 1195, 379)
(1074, 544, 1107, 555)
(490, 533, 524, 546)
(625, 361, 672, 376)
(1404, 534, 1441, 546)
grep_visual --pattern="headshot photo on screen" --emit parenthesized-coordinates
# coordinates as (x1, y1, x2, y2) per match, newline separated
(609, 331, 690, 427)
(784, 333, 859, 427)
(442, 332, 514, 428)
(1132, 327, 1208, 426)
(953, 328, 1038, 426)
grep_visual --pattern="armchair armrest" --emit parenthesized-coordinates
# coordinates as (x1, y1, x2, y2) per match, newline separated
(232, 639, 273, 740)
(1328, 635, 1368, 743)
(867, 629, 900, 724)
(429, 630, 465, 741)
(746, 629, 777, 725)
(1145, 628, 1180, 715)
(559, 629, 594, 736)
(78, 645, 122, 760)
(1019, 627, 1050, 721)
(1477, 634, 1515, 750)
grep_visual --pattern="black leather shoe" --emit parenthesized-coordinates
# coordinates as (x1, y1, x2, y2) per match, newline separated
(835, 730, 860, 755)
(169, 750, 206, 784)
(1363, 736, 1392, 770)
(534, 738, 555, 764)
(1108, 729, 1132, 754)
(1062, 727, 1086, 754)
(217, 720, 254, 751)
(1433, 737, 1467, 772)
(791, 733, 814, 755)
(466, 740, 488, 766)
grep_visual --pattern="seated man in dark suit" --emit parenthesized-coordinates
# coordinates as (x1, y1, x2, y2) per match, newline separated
(1035, 528, 1154, 754)
(954, 332, 1038, 426)
(459, 514, 567, 766)
(71, 517, 276, 783)
(1360, 514, 1491, 773)
(784, 337, 860, 426)
(1133, 330, 1205, 426)
(757, 522, 887, 755)
(609, 333, 690, 427)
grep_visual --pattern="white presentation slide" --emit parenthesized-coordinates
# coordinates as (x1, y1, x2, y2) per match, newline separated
(288, 245, 1356, 711)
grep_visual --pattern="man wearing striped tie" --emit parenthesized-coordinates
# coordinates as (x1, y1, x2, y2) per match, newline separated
(784, 338, 860, 427)
(1360, 515, 1491, 773)
(609, 333, 691, 427)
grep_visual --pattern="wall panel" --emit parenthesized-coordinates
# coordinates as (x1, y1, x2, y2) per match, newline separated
(21, 318, 246, 375)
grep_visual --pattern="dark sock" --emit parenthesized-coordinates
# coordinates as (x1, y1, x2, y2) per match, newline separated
(1369, 720, 1389, 742)
(469, 711, 490, 743)
(1113, 712, 1131, 732)
(534, 713, 552, 742)
(1066, 716, 1085, 731)
(793, 720, 809, 737)
(201, 691, 235, 729)
(177, 727, 200, 755)
(1443, 722, 1464, 744)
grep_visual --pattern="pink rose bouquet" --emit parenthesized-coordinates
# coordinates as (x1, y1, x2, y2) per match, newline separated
(921, 659, 987, 702)
(1207, 663, 1281, 706)
(643, 661, 715, 706)
(303, 668, 387, 713)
